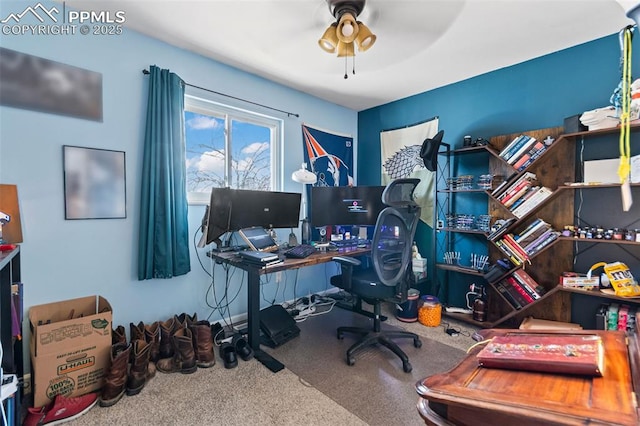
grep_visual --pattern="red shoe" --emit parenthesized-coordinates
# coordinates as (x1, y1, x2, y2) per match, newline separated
(24, 392, 98, 426)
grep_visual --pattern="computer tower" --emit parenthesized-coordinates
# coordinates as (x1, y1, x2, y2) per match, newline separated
(259, 305, 300, 348)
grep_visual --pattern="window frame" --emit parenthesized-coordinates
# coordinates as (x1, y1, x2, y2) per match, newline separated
(184, 94, 283, 205)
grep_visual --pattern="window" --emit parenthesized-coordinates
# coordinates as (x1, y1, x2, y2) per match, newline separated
(184, 95, 282, 204)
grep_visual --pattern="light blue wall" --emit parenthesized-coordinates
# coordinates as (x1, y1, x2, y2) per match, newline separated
(357, 33, 635, 305)
(0, 1, 357, 350)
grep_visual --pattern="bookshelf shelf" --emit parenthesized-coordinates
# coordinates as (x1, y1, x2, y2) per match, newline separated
(436, 263, 486, 276)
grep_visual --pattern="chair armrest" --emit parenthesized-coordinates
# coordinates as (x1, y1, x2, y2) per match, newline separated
(332, 256, 362, 267)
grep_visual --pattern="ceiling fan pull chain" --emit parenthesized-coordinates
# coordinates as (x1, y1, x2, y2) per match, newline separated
(353, 54, 356, 76)
(344, 56, 348, 79)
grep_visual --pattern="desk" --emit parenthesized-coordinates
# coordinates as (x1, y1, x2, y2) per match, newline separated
(208, 246, 369, 371)
(415, 328, 640, 425)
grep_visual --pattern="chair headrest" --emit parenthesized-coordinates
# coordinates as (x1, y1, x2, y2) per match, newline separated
(381, 178, 420, 207)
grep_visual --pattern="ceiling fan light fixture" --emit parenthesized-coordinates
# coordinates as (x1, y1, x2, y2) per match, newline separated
(318, 23, 339, 53)
(337, 12, 359, 43)
(336, 40, 355, 57)
(355, 21, 376, 51)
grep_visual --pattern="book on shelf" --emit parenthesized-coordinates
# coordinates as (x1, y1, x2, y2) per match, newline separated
(506, 137, 538, 165)
(527, 231, 560, 257)
(506, 276, 535, 303)
(501, 135, 535, 162)
(498, 172, 537, 203)
(522, 228, 555, 254)
(502, 183, 532, 208)
(502, 234, 530, 262)
(495, 240, 523, 266)
(512, 140, 545, 170)
(516, 144, 549, 171)
(514, 218, 548, 244)
(494, 280, 523, 309)
(487, 218, 517, 241)
(491, 172, 518, 198)
(476, 333, 605, 376)
(512, 186, 552, 218)
(508, 185, 543, 211)
(512, 269, 546, 298)
(499, 134, 529, 160)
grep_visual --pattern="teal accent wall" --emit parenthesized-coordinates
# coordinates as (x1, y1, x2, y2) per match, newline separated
(357, 33, 633, 305)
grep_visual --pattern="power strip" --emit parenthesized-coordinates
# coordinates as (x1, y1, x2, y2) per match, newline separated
(296, 305, 316, 317)
(445, 306, 473, 315)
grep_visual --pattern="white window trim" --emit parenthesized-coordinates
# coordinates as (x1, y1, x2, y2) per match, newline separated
(184, 94, 283, 205)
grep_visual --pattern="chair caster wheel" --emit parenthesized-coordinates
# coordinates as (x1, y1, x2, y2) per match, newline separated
(414, 338, 422, 348)
(347, 356, 355, 366)
(403, 362, 413, 373)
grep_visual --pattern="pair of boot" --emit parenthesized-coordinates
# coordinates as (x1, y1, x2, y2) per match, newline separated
(99, 323, 157, 407)
(157, 313, 215, 374)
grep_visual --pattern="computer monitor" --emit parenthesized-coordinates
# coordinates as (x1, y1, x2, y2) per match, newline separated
(310, 185, 386, 227)
(204, 188, 301, 246)
(228, 189, 301, 230)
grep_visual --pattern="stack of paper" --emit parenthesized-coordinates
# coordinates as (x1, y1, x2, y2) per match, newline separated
(580, 106, 618, 130)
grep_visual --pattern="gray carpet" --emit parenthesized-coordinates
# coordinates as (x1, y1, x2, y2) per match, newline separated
(263, 305, 467, 426)
(46, 303, 473, 426)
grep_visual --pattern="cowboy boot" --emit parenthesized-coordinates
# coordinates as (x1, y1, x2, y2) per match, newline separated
(159, 316, 176, 359)
(144, 321, 161, 364)
(112, 325, 127, 345)
(130, 321, 145, 342)
(175, 327, 197, 374)
(99, 342, 131, 407)
(126, 339, 151, 396)
(176, 312, 197, 329)
(190, 320, 215, 368)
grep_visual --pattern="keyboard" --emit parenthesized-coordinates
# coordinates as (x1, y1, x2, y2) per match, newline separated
(283, 244, 317, 259)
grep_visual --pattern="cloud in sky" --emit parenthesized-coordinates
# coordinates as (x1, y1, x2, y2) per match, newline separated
(242, 142, 268, 155)
(187, 115, 219, 130)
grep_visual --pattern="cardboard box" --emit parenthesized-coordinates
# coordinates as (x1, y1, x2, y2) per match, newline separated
(560, 273, 600, 290)
(29, 295, 112, 407)
(519, 316, 582, 331)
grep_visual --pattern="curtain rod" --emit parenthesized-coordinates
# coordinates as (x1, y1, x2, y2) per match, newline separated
(381, 116, 439, 133)
(142, 69, 299, 118)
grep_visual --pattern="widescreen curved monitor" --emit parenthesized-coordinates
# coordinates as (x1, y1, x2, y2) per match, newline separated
(205, 188, 301, 245)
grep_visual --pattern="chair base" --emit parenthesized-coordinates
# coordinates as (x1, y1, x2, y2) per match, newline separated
(337, 326, 422, 373)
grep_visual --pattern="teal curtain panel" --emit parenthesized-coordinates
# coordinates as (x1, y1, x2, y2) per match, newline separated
(138, 65, 191, 280)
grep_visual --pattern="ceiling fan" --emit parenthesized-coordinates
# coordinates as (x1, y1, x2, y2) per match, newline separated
(317, 0, 376, 78)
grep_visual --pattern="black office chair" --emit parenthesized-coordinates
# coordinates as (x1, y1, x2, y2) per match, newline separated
(331, 178, 422, 373)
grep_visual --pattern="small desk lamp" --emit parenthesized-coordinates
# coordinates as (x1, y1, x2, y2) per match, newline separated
(292, 163, 317, 244)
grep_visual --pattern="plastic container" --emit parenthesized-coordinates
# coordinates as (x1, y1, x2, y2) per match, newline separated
(418, 295, 442, 327)
(396, 289, 420, 322)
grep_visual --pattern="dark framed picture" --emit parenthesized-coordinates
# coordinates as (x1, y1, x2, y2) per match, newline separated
(63, 145, 126, 219)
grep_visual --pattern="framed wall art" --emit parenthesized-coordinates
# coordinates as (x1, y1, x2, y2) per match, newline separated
(63, 145, 126, 219)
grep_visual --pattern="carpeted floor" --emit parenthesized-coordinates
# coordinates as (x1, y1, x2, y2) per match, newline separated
(263, 305, 468, 426)
(48, 303, 476, 425)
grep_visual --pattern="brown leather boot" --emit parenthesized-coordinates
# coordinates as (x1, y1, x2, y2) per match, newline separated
(126, 339, 151, 396)
(112, 325, 127, 345)
(190, 320, 215, 368)
(99, 342, 131, 407)
(144, 321, 161, 363)
(157, 328, 197, 374)
(175, 327, 197, 374)
(159, 317, 176, 359)
(130, 321, 145, 342)
(176, 312, 197, 329)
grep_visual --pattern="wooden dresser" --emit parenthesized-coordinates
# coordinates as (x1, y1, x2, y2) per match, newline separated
(415, 327, 640, 425)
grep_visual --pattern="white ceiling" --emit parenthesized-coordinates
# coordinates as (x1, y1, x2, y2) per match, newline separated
(64, 0, 636, 111)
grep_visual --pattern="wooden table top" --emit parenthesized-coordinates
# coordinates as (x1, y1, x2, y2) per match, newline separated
(416, 328, 640, 426)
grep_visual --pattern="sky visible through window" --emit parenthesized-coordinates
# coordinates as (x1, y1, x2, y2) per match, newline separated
(185, 110, 271, 192)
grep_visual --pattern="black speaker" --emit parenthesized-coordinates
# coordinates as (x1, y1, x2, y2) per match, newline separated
(259, 305, 300, 348)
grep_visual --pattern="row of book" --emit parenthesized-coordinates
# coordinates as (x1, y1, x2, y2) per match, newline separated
(494, 219, 559, 265)
(498, 134, 552, 171)
(493, 268, 547, 310)
(493, 172, 553, 219)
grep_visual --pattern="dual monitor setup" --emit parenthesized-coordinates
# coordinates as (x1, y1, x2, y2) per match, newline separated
(202, 185, 386, 251)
